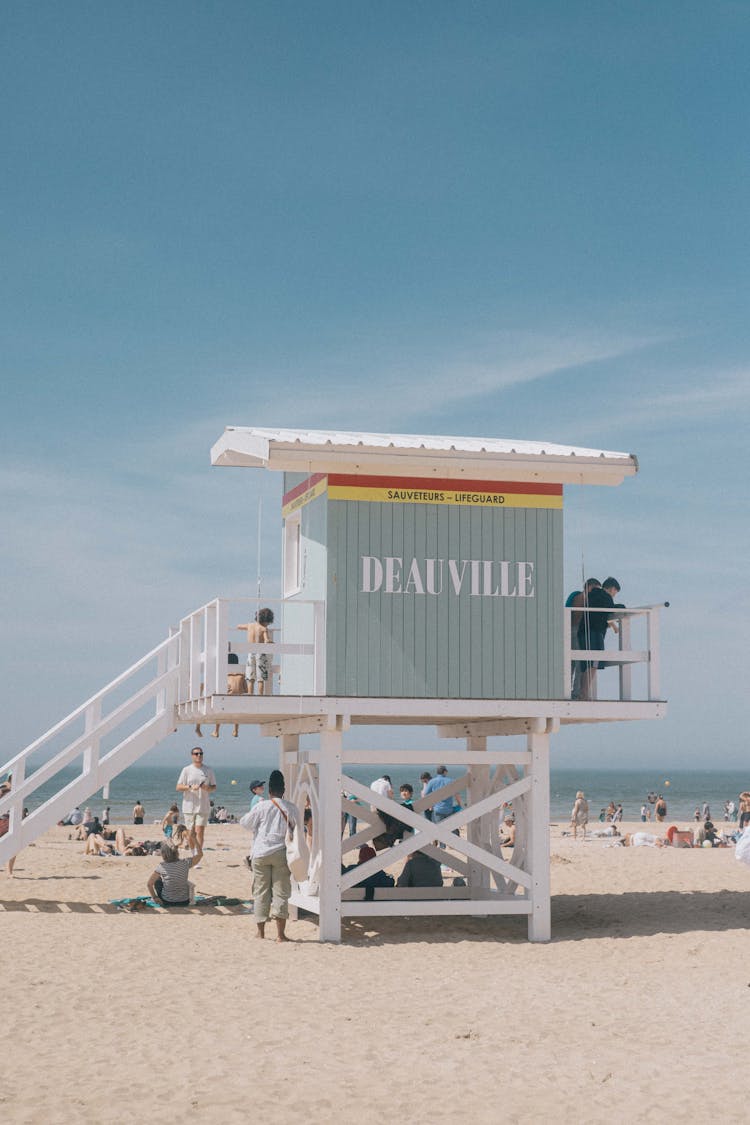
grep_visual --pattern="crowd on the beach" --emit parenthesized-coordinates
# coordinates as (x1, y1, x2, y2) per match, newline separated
(565, 787, 750, 851)
(46, 752, 503, 938)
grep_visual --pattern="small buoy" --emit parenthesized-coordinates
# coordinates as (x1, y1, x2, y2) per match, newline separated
(664, 780, 670, 787)
(231, 779, 238, 785)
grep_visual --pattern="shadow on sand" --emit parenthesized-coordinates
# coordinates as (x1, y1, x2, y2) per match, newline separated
(341, 889, 750, 944)
(1, 890, 747, 938)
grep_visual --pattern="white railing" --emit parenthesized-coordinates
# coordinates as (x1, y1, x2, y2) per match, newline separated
(0, 632, 180, 865)
(563, 603, 667, 701)
(177, 596, 326, 704)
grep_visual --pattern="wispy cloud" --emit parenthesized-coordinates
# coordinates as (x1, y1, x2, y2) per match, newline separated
(200, 327, 668, 433)
(571, 370, 750, 441)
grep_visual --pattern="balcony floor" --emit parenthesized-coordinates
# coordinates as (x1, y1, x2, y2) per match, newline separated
(177, 693, 666, 734)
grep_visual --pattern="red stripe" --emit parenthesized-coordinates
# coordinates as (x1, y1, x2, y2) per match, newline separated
(327, 473, 562, 495)
(282, 472, 327, 506)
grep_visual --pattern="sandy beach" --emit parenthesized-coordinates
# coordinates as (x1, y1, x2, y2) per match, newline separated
(2, 818, 748, 1124)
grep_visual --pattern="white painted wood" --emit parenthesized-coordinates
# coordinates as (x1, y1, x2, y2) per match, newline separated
(342, 899, 530, 917)
(318, 726, 343, 942)
(210, 425, 637, 485)
(341, 776, 532, 890)
(527, 730, 551, 942)
(648, 608, 660, 700)
(187, 694, 666, 724)
(619, 615, 632, 701)
(342, 887, 495, 900)
(466, 737, 488, 898)
(313, 748, 532, 766)
(438, 719, 546, 737)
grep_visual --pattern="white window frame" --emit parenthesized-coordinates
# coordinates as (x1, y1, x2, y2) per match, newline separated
(284, 512, 302, 596)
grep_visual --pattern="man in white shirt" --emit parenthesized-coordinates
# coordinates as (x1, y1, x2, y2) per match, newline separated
(370, 775, 393, 801)
(176, 747, 217, 852)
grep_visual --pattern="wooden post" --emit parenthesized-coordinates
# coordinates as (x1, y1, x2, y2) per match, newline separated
(527, 728, 551, 942)
(281, 734, 300, 921)
(466, 736, 489, 898)
(318, 723, 343, 942)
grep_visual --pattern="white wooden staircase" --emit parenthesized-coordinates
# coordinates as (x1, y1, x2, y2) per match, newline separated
(0, 633, 180, 865)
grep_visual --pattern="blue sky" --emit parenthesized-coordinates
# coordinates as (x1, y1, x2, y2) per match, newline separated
(2, 2, 748, 770)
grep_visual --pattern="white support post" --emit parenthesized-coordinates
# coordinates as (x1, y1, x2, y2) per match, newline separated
(527, 728, 551, 942)
(562, 606, 572, 699)
(280, 734, 300, 802)
(466, 736, 489, 898)
(280, 734, 300, 920)
(318, 723, 343, 942)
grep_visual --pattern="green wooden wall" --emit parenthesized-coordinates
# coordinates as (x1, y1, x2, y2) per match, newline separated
(325, 499, 564, 699)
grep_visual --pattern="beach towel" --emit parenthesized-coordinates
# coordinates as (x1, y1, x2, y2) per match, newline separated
(111, 894, 251, 912)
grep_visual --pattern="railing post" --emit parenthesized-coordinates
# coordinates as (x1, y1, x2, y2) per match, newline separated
(215, 599, 229, 695)
(177, 619, 190, 704)
(189, 613, 202, 699)
(619, 613, 632, 701)
(204, 601, 217, 697)
(83, 699, 102, 787)
(647, 607, 661, 701)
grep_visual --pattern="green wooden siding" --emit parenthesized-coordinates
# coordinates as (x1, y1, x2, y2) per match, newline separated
(325, 499, 563, 699)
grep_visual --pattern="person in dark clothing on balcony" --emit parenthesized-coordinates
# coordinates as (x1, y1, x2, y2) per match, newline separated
(574, 577, 621, 701)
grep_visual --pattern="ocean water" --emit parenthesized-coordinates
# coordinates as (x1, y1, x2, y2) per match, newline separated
(14, 762, 749, 826)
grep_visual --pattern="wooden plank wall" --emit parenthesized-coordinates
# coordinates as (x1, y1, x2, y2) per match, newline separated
(326, 500, 563, 699)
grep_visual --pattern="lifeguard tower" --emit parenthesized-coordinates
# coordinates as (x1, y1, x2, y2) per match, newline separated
(1, 427, 667, 941)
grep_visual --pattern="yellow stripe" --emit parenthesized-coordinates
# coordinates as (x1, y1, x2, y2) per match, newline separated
(328, 485, 562, 509)
(282, 477, 328, 518)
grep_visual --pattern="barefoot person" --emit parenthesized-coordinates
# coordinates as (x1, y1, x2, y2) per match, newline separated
(176, 747, 217, 854)
(570, 790, 589, 840)
(243, 768, 299, 942)
(235, 608, 275, 695)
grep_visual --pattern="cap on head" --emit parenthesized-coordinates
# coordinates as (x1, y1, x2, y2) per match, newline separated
(249, 780, 265, 791)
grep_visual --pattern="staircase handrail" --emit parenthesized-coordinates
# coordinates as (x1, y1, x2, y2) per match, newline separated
(0, 633, 178, 780)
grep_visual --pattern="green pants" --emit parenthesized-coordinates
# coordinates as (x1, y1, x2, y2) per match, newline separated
(251, 848, 291, 923)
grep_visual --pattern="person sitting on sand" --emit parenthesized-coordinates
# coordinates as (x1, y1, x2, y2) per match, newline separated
(498, 817, 516, 848)
(696, 820, 724, 847)
(570, 791, 589, 839)
(591, 825, 621, 838)
(74, 815, 102, 840)
(84, 827, 134, 856)
(396, 848, 443, 888)
(147, 841, 202, 906)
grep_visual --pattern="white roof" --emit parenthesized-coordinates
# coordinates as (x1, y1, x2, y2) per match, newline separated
(211, 426, 638, 485)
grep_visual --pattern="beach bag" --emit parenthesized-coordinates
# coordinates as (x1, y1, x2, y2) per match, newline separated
(271, 799, 310, 882)
(227, 672, 247, 695)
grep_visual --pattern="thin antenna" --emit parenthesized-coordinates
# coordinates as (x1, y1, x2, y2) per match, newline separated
(256, 496, 263, 603)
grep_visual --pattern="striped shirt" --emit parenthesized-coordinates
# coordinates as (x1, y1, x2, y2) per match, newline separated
(155, 857, 192, 903)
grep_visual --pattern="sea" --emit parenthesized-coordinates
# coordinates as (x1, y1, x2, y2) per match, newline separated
(14, 762, 749, 826)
